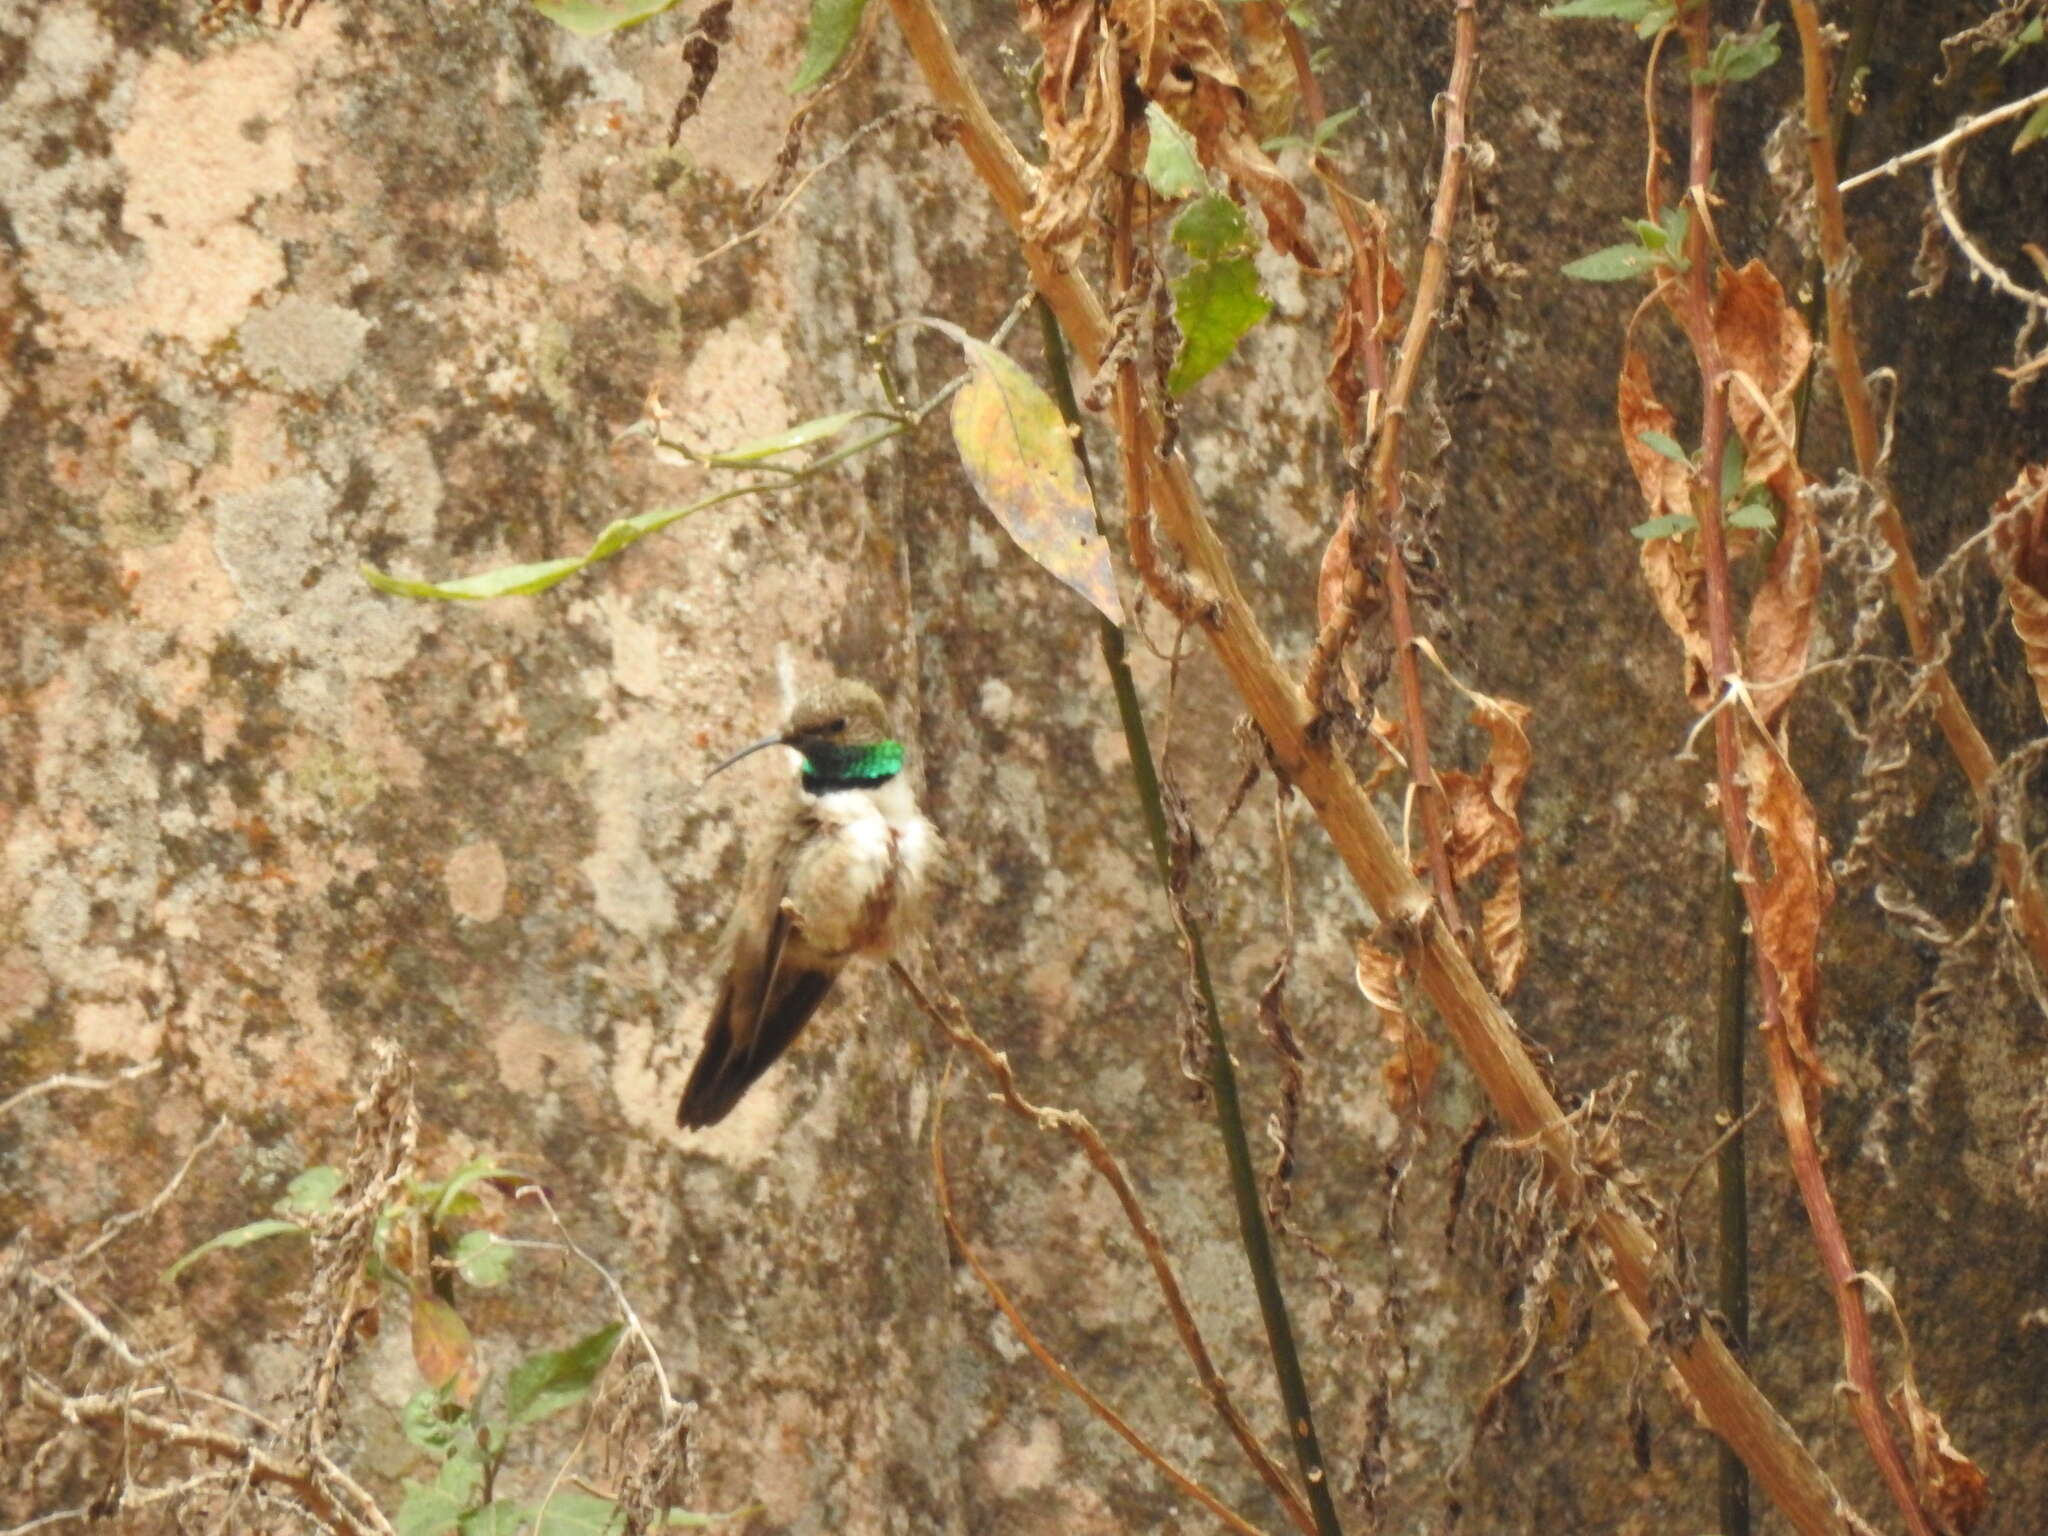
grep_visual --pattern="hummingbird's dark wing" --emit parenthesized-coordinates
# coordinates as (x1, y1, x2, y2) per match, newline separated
(676, 805, 841, 1129)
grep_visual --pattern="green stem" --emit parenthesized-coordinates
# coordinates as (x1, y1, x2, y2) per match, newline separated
(1035, 298, 1344, 1536)
(1715, 851, 1751, 1536)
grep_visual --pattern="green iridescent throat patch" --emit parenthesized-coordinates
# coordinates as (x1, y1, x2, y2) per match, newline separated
(802, 739, 904, 789)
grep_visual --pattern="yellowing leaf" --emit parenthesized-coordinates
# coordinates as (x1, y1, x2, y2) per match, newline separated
(410, 1292, 479, 1406)
(947, 336, 1123, 624)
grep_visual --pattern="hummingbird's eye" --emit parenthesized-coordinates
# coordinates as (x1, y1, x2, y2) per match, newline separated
(826, 717, 846, 733)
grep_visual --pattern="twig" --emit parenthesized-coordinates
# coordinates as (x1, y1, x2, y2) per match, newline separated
(1838, 82, 2048, 192)
(1281, 1, 1477, 940)
(1042, 281, 1339, 1536)
(0, 1509, 87, 1534)
(1715, 852, 1752, 1536)
(1785, 0, 2048, 979)
(878, 1, 1865, 1530)
(1681, 10, 1930, 1534)
(77, 1116, 228, 1263)
(0, 1061, 161, 1121)
(515, 1186, 684, 1418)
(1929, 146, 2048, 311)
(21, 1378, 397, 1536)
(692, 105, 948, 272)
(898, 965, 1297, 1536)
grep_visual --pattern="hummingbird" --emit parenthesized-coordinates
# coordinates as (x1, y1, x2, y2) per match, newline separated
(677, 678, 940, 1129)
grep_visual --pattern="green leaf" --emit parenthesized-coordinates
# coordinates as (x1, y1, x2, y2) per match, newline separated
(1542, 0, 1657, 19)
(711, 411, 870, 464)
(529, 0, 682, 38)
(1659, 202, 1692, 257)
(363, 488, 735, 602)
(427, 1158, 528, 1223)
(790, 0, 870, 94)
(1632, 218, 1669, 251)
(277, 1165, 346, 1219)
(2015, 101, 2048, 154)
(1168, 256, 1273, 395)
(437, 1450, 486, 1507)
(1143, 103, 1206, 199)
(402, 1386, 467, 1458)
(943, 331, 1125, 624)
(1719, 434, 1747, 502)
(454, 1231, 516, 1288)
(2000, 16, 2043, 64)
(1170, 193, 1257, 262)
(1694, 23, 1781, 85)
(504, 1323, 625, 1428)
(1636, 430, 1690, 465)
(396, 1481, 466, 1536)
(1631, 512, 1699, 540)
(461, 1502, 532, 1536)
(1562, 243, 1661, 282)
(163, 1219, 305, 1283)
(1634, 4, 1676, 38)
(1310, 105, 1359, 150)
(1728, 500, 1778, 532)
(531, 1492, 623, 1536)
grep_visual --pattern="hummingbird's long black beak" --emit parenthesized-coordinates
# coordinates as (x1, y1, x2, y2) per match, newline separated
(700, 734, 791, 787)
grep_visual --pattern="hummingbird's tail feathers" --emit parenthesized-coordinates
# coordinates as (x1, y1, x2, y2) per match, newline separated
(676, 966, 838, 1128)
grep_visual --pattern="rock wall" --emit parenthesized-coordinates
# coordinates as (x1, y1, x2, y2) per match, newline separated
(3, 1, 2044, 1532)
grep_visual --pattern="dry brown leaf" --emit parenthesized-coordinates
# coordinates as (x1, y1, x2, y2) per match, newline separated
(1889, 1374, 1989, 1536)
(1745, 485, 1822, 727)
(1742, 736, 1836, 1109)
(1481, 863, 1527, 998)
(1238, 1, 1299, 142)
(1716, 261, 1820, 726)
(1324, 196, 1400, 444)
(1620, 349, 1713, 709)
(1437, 690, 1530, 998)
(1357, 939, 1440, 1112)
(1715, 260, 1811, 498)
(1111, 0, 1320, 268)
(1020, 0, 1122, 249)
(1989, 462, 2048, 723)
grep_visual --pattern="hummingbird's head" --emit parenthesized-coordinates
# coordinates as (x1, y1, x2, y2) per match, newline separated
(782, 678, 891, 754)
(700, 678, 902, 791)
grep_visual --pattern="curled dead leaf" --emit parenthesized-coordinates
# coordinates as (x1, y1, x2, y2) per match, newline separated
(1481, 864, 1527, 998)
(1237, 1, 1299, 142)
(1989, 463, 2048, 723)
(1717, 261, 1819, 725)
(1742, 737, 1837, 1110)
(1020, 0, 1124, 249)
(1715, 260, 1811, 499)
(1620, 350, 1713, 710)
(1889, 1374, 1988, 1536)
(1357, 939, 1440, 1113)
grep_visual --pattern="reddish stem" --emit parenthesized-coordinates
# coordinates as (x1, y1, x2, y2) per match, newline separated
(1674, 13, 1931, 1535)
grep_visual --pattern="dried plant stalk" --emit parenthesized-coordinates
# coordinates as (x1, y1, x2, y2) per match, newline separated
(878, 1, 1863, 1530)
